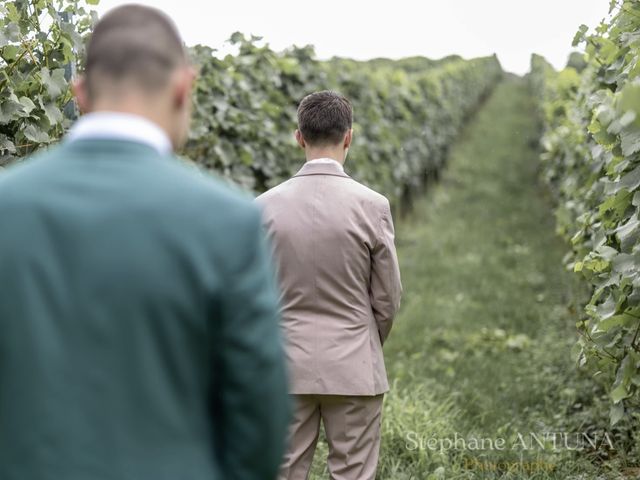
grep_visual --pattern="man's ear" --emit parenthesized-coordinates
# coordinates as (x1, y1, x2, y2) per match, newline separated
(295, 129, 306, 149)
(72, 75, 91, 114)
(173, 66, 196, 110)
(344, 128, 353, 149)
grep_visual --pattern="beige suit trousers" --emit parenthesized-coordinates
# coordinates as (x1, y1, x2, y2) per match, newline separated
(278, 394, 384, 480)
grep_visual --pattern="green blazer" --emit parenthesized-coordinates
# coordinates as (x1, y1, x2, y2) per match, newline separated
(0, 139, 290, 480)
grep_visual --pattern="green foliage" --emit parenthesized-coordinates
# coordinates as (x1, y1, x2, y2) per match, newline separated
(1, 6, 501, 204)
(566, 51, 588, 72)
(186, 34, 502, 202)
(530, 0, 640, 427)
(0, 0, 97, 166)
(322, 55, 503, 205)
(186, 38, 319, 192)
(348, 54, 463, 73)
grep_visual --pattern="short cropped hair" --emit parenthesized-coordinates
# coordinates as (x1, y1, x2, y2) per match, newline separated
(297, 91, 353, 146)
(85, 4, 187, 97)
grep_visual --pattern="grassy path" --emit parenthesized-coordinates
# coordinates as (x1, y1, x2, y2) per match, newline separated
(309, 77, 613, 479)
(381, 77, 609, 479)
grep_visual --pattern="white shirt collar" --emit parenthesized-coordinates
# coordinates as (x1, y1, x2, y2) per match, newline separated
(306, 157, 344, 172)
(66, 112, 173, 155)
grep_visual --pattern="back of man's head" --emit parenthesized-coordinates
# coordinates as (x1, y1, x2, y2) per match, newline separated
(84, 4, 187, 100)
(297, 91, 353, 146)
(75, 4, 195, 149)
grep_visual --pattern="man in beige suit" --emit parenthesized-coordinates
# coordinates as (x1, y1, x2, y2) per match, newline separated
(257, 91, 402, 480)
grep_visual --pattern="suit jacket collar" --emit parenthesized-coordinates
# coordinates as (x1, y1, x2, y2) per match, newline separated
(293, 161, 350, 179)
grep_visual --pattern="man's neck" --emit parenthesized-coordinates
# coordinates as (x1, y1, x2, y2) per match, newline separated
(89, 97, 174, 148)
(305, 150, 345, 165)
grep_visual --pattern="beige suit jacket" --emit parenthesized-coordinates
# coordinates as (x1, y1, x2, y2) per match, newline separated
(256, 161, 402, 395)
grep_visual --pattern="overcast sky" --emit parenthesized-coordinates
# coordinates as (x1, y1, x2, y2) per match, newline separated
(95, 0, 610, 75)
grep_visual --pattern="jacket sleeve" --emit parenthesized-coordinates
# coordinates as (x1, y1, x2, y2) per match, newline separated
(370, 199, 403, 345)
(215, 206, 291, 480)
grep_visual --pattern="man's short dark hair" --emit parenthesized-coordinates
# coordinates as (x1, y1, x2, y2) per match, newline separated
(85, 4, 187, 98)
(297, 91, 353, 146)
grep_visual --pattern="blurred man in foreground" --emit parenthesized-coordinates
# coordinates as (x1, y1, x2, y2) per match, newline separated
(0, 5, 289, 480)
(257, 91, 402, 480)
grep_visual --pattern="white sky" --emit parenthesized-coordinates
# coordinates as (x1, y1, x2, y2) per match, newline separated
(95, 0, 611, 75)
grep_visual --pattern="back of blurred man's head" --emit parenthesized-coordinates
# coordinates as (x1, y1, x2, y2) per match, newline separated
(74, 4, 196, 149)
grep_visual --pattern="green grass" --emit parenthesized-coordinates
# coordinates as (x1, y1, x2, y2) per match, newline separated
(308, 78, 632, 479)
